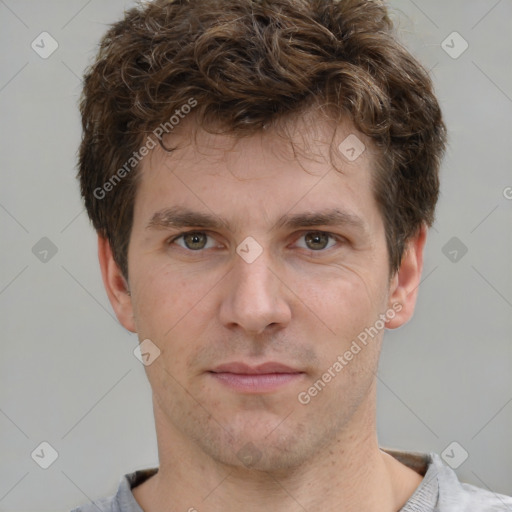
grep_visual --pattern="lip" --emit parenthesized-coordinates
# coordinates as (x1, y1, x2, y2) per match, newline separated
(211, 362, 301, 374)
(209, 362, 305, 393)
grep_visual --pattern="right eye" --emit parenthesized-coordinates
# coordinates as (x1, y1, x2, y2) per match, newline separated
(169, 231, 218, 251)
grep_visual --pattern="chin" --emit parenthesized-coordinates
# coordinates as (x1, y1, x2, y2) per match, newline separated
(197, 418, 330, 473)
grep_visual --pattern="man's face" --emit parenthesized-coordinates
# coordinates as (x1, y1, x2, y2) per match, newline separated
(121, 117, 403, 471)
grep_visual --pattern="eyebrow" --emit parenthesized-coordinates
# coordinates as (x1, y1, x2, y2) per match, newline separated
(147, 207, 230, 231)
(146, 206, 368, 235)
(273, 209, 367, 234)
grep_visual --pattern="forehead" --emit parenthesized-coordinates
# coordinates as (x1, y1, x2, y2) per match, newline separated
(134, 113, 382, 234)
(143, 111, 375, 180)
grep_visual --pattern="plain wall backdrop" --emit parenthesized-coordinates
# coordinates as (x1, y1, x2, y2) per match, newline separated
(0, 0, 511, 510)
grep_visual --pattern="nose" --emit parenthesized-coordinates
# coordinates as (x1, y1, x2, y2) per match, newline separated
(218, 249, 292, 335)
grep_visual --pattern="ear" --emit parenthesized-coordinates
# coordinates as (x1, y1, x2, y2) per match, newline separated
(97, 235, 136, 333)
(385, 223, 427, 329)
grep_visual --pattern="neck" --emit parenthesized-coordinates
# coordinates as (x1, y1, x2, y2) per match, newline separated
(134, 385, 422, 511)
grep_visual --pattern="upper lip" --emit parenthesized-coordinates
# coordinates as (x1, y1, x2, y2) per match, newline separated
(210, 362, 303, 374)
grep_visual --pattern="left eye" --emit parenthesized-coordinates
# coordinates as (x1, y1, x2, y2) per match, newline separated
(295, 232, 338, 251)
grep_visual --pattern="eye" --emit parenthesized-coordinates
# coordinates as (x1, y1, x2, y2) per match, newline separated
(170, 231, 218, 251)
(294, 231, 339, 251)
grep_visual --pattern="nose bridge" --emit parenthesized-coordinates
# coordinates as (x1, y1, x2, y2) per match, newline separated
(236, 248, 274, 298)
(219, 244, 291, 334)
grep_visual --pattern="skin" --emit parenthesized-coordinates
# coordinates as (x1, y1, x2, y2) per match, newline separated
(99, 113, 426, 511)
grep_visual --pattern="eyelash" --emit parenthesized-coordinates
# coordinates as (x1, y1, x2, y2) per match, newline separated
(167, 230, 344, 253)
(169, 231, 220, 251)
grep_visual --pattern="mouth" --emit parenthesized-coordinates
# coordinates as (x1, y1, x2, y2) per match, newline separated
(208, 362, 305, 393)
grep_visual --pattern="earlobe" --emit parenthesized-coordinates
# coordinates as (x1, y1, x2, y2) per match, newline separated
(385, 224, 427, 330)
(97, 235, 137, 333)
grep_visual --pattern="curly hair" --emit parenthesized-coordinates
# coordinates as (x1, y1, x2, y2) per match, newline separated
(78, 0, 447, 279)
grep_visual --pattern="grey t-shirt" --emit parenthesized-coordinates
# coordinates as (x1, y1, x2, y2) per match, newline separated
(71, 450, 512, 511)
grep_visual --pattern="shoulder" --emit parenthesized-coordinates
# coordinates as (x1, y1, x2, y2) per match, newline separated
(432, 453, 512, 511)
(70, 494, 117, 512)
(384, 448, 512, 512)
(70, 468, 158, 512)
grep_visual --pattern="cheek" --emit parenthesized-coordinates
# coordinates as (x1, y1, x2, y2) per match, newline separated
(131, 289, 199, 391)
(293, 264, 383, 341)
(130, 262, 201, 339)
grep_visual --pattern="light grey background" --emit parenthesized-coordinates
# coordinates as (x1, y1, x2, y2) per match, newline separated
(0, 0, 511, 510)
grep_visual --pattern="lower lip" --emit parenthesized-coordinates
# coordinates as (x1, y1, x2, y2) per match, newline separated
(209, 372, 304, 393)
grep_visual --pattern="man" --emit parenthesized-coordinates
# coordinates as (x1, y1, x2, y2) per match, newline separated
(73, 0, 512, 510)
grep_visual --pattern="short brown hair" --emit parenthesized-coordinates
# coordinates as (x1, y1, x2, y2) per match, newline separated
(78, 0, 447, 280)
